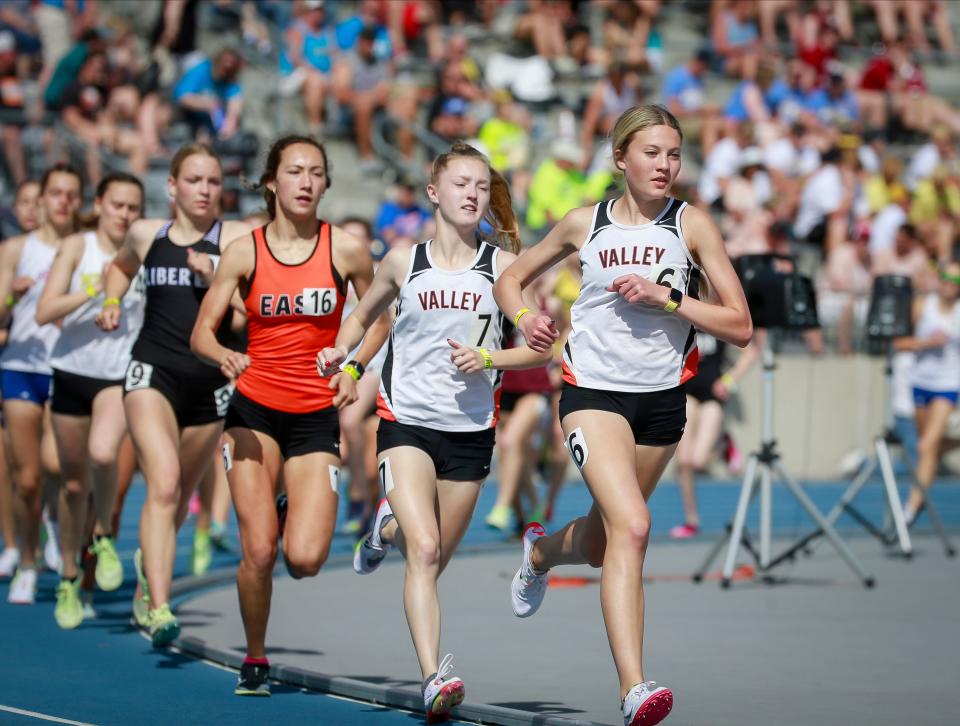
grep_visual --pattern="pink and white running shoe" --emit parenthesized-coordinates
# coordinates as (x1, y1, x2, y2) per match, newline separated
(622, 681, 673, 726)
(422, 653, 464, 723)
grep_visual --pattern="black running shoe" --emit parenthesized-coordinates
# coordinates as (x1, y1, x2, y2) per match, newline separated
(235, 662, 271, 697)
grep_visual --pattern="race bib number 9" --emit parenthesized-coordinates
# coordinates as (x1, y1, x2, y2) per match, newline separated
(213, 382, 235, 417)
(302, 287, 338, 316)
(124, 361, 154, 392)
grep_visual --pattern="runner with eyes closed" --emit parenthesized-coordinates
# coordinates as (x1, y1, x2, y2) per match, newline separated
(318, 142, 552, 723)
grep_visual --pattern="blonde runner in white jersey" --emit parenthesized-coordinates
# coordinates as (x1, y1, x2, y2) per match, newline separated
(563, 197, 701, 392)
(377, 240, 506, 431)
(49, 232, 145, 379)
(0, 232, 60, 375)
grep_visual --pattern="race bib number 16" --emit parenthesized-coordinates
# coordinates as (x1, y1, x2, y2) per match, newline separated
(302, 287, 338, 316)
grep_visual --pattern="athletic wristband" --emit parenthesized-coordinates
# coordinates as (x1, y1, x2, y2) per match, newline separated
(5, 294, 15, 308)
(720, 373, 737, 392)
(513, 307, 531, 328)
(103, 297, 121, 308)
(479, 347, 493, 370)
(343, 359, 365, 380)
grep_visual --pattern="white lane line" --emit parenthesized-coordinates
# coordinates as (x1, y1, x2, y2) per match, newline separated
(0, 705, 97, 725)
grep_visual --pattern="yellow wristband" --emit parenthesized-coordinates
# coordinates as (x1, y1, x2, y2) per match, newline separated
(5, 294, 15, 308)
(343, 363, 361, 381)
(103, 297, 121, 308)
(479, 347, 493, 370)
(720, 373, 737, 392)
(513, 307, 531, 328)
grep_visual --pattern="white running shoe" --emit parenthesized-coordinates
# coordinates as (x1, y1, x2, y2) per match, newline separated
(622, 681, 673, 726)
(0, 547, 19, 577)
(43, 514, 62, 574)
(353, 498, 394, 575)
(422, 653, 465, 723)
(7, 567, 37, 604)
(511, 522, 548, 617)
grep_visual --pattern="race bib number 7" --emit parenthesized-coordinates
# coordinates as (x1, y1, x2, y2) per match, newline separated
(302, 287, 338, 316)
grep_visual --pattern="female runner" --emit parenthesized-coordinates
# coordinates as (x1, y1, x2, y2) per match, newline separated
(319, 143, 550, 722)
(494, 105, 752, 726)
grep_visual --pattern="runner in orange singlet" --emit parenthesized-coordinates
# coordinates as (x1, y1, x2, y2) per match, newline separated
(191, 135, 389, 697)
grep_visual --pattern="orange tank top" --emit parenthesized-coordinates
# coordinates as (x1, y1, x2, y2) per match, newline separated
(237, 223, 346, 413)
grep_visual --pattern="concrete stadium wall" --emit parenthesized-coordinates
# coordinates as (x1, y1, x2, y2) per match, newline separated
(676, 354, 889, 481)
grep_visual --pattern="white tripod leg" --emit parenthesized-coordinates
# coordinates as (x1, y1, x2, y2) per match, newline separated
(721, 453, 760, 585)
(875, 436, 912, 556)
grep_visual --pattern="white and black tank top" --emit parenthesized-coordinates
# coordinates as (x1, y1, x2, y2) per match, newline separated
(563, 198, 701, 392)
(130, 220, 230, 380)
(377, 240, 507, 431)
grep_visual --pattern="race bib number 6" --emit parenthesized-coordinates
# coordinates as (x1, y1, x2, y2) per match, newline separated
(565, 427, 589, 470)
(647, 264, 678, 289)
(302, 287, 338, 316)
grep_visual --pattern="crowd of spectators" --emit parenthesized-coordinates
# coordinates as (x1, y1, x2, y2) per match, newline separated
(1, 0, 959, 355)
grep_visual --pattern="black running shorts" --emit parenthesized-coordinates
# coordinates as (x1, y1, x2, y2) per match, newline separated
(123, 359, 232, 427)
(376, 418, 495, 481)
(51, 369, 123, 416)
(558, 383, 686, 446)
(224, 389, 341, 459)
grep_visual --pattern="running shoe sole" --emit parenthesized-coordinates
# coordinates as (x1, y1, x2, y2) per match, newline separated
(234, 684, 271, 697)
(427, 680, 465, 723)
(627, 690, 673, 726)
(150, 619, 181, 648)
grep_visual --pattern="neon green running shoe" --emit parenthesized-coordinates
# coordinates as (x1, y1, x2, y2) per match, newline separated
(485, 504, 511, 532)
(54, 579, 83, 630)
(192, 529, 212, 576)
(89, 536, 123, 591)
(132, 548, 151, 628)
(148, 603, 180, 648)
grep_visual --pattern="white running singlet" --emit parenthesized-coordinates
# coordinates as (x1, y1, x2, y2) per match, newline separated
(0, 233, 61, 374)
(377, 241, 506, 431)
(50, 232, 146, 380)
(563, 198, 701, 392)
(911, 293, 960, 393)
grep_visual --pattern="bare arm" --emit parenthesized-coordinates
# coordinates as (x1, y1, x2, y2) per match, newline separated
(190, 236, 254, 380)
(36, 235, 91, 325)
(608, 205, 752, 347)
(493, 206, 592, 351)
(449, 250, 553, 372)
(334, 228, 391, 370)
(96, 219, 162, 331)
(0, 236, 27, 328)
(895, 297, 946, 352)
(318, 246, 409, 370)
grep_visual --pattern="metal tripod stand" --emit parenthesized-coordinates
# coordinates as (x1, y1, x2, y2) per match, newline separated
(693, 336, 876, 588)
(786, 348, 955, 559)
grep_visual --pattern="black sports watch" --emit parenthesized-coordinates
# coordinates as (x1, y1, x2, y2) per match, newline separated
(663, 287, 683, 313)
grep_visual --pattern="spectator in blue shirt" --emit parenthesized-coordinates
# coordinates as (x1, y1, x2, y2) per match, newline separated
(724, 61, 790, 129)
(173, 48, 244, 139)
(374, 177, 432, 246)
(803, 71, 859, 129)
(661, 48, 722, 155)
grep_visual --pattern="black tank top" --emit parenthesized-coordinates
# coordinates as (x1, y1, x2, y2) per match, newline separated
(131, 220, 230, 381)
